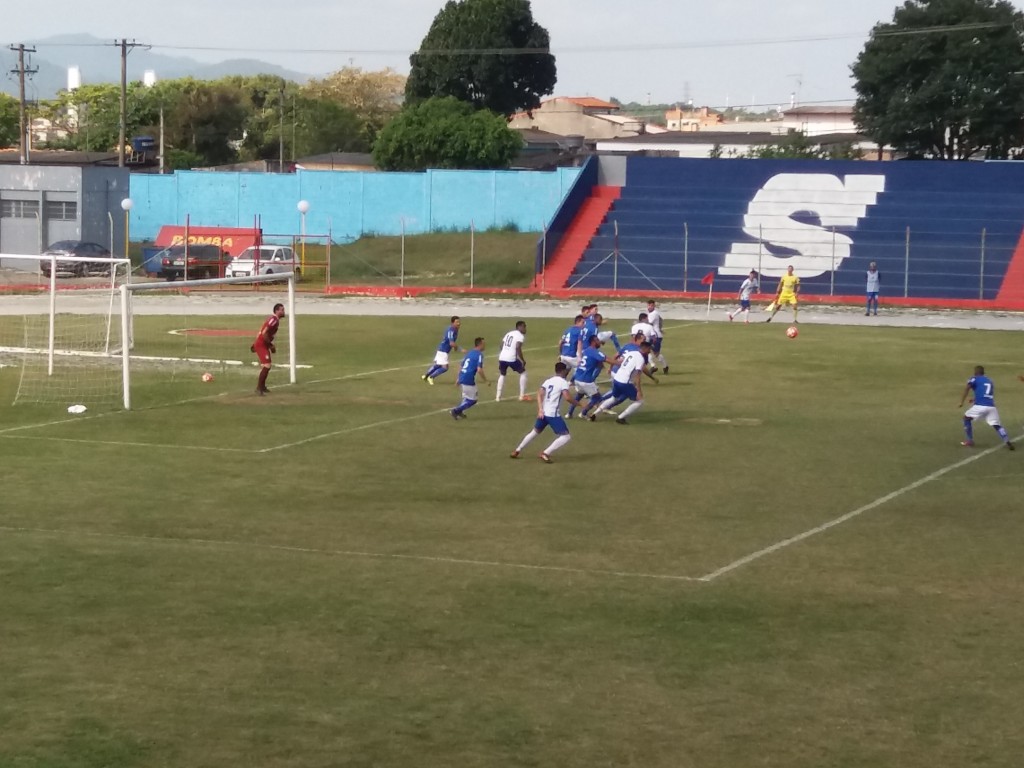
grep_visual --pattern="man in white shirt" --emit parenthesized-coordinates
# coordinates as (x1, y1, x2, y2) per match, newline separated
(496, 320, 529, 401)
(510, 362, 573, 463)
(866, 262, 881, 316)
(645, 300, 668, 373)
(588, 341, 650, 425)
(728, 271, 759, 324)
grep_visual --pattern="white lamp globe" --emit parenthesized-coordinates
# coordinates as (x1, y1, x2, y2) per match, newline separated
(120, 198, 134, 212)
(297, 200, 310, 214)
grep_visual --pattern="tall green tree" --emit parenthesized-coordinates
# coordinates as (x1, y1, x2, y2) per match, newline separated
(0, 94, 19, 147)
(303, 67, 405, 146)
(406, 0, 557, 116)
(373, 96, 522, 171)
(852, 0, 1024, 159)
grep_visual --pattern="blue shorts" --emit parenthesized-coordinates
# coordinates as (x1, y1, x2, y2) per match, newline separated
(610, 380, 638, 402)
(533, 415, 569, 435)
(651, 337, 662, 354)
(867, 292, 878, 299)
(499, 360, 525, 375)
(740, 299, 751, 310)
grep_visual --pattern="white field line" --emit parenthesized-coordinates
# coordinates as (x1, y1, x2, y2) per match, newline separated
(0, 525, 702, 583)
(698, 436, 1022, 582)
(1, 433, 256, 454)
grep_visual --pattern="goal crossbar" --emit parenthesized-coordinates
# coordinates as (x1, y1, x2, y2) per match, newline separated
(121, 272, 297, 409)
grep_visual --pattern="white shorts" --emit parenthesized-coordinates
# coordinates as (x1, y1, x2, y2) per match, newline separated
(574, 381, 600, 398)
(965, 404, 1002, 426)
(560, 355, 580, 370)
(433, 351, 450, 367)
(460, 384, 479, 402)
(597, 331, 616, 343)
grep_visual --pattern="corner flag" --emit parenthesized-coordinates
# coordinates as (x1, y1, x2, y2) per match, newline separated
(701, 271, 716, 285)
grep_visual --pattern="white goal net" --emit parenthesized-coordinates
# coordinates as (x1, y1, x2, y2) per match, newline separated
(0, 253, 132, 408)
(0, 257, 297, 410)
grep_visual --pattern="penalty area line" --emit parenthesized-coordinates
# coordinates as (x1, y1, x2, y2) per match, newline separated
(0, 525, 702, 583)
(699, 436, 1021, 582)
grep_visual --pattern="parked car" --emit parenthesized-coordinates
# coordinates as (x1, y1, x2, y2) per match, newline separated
(224, 245, 300, 279)
(40, 241, 112, 277)
(158, 244, 228, 280)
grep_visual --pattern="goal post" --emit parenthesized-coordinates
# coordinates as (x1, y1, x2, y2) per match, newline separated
(1, 258, 297, 411)
(0, 252, 133, 408)
(121, 272, 298, 409)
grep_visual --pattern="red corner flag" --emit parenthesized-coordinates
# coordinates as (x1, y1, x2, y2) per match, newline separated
(701, 270, 716, 286)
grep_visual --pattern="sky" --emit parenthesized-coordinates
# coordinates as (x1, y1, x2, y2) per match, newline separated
(4, 0, 1024, 112)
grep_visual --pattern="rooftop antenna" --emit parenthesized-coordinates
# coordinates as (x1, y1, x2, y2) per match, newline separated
(787, 73, 803, 108)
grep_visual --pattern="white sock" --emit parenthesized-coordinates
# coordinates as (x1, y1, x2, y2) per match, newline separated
(515, 430, 538, 452)
(545, 434, 571, 455)
(519, 374, 528, 398)
(496, 374, 505, 400)
(619, 400, 643, 420)
(657, 354, 667, 368)
(591, 399, 609, 416)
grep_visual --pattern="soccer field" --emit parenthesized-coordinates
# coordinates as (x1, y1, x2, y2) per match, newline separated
(1, 309, 1023, 768)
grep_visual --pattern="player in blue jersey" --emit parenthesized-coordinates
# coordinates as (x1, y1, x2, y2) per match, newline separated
(450, 337, 488, 419)
(589, 340, 651, 424)
(422, 316, 461, 385)
(510, 362, 573, 463)
(559, 315, 586, 375)
(566, 335, 610, 418)
(959, 365, 1014, 449)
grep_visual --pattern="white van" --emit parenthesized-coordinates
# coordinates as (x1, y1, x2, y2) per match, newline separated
(225, 245, 299, 278)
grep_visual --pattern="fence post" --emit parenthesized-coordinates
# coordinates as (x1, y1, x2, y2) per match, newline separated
(979, 227, 987, 300)
(903, 226, 910, 298)
(683, 222, 689, 292)
(400, 217, 406, 289)
(829, 227, 836, 296)
(541, 224, 547, 292)
(757, 224, 764, 281)
(613, 219, 619, 291)
(470, 220, 475, 290)
(326, 221, 332, 291)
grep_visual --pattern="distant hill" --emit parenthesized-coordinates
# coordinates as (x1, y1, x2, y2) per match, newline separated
(1, 33, 314, 99)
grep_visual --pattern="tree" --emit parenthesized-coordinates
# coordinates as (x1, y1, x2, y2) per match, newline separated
(303, 67, 405, 145)
(406, 0, 557, 116)
(852, 0, 1024, 159)
(0, 94, 19, 147)
(373, 96, 522, 171)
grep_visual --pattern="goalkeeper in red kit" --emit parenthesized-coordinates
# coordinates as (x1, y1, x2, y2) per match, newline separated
(252, 303, 286, 395)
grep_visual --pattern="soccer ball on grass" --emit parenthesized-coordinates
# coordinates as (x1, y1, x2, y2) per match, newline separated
(201, 372, 214, 382)
(786, 326, 799, 339)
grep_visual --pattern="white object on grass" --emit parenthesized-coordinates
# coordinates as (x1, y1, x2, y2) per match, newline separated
(67, 404, 88, 414)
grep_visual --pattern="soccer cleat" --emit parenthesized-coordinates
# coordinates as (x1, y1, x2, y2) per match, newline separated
(728, 313, 733, 321)
(421, 374, 428, 382)
(450, 409, 460, 420)
(427, 376, 435, 386)
(615, 417, 629, 425)
(587, 413, 597, 422)
(510, 450, 520, 459)
(1008, 441, 1016, 451)
(765, 317, 772, 323)
(256, 388, 265, 396)
(519, 395, 533, 402)
(662, 367, 669, 374)
(539, 452, 552, 463)
(960, 440, 975, 447)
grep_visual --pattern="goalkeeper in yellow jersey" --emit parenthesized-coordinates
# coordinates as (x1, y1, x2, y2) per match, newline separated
(766, 264, 800, 323)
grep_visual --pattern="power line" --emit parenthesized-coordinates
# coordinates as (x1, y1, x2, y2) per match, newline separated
(13, 20, 1009, 58)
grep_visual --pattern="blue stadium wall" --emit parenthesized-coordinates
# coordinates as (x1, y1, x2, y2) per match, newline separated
(128, 167, 582, 243)
(569, 157, 1024, 304)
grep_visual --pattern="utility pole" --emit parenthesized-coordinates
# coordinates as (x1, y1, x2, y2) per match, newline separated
(114, 39, 145, 167)
(278, 83, 286, 171)
(8, 44, 38, 165)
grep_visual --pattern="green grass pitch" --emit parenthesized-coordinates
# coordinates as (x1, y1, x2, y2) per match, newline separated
(1, 312, 1022, 768)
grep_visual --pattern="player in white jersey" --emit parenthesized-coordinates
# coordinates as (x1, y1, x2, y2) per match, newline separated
(728, 271, 759, 324)
(510, 362, 573, 463)
(645, 300, 668, 373)
(588, 341, 650, 424)
(496, 320, 529, 401)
